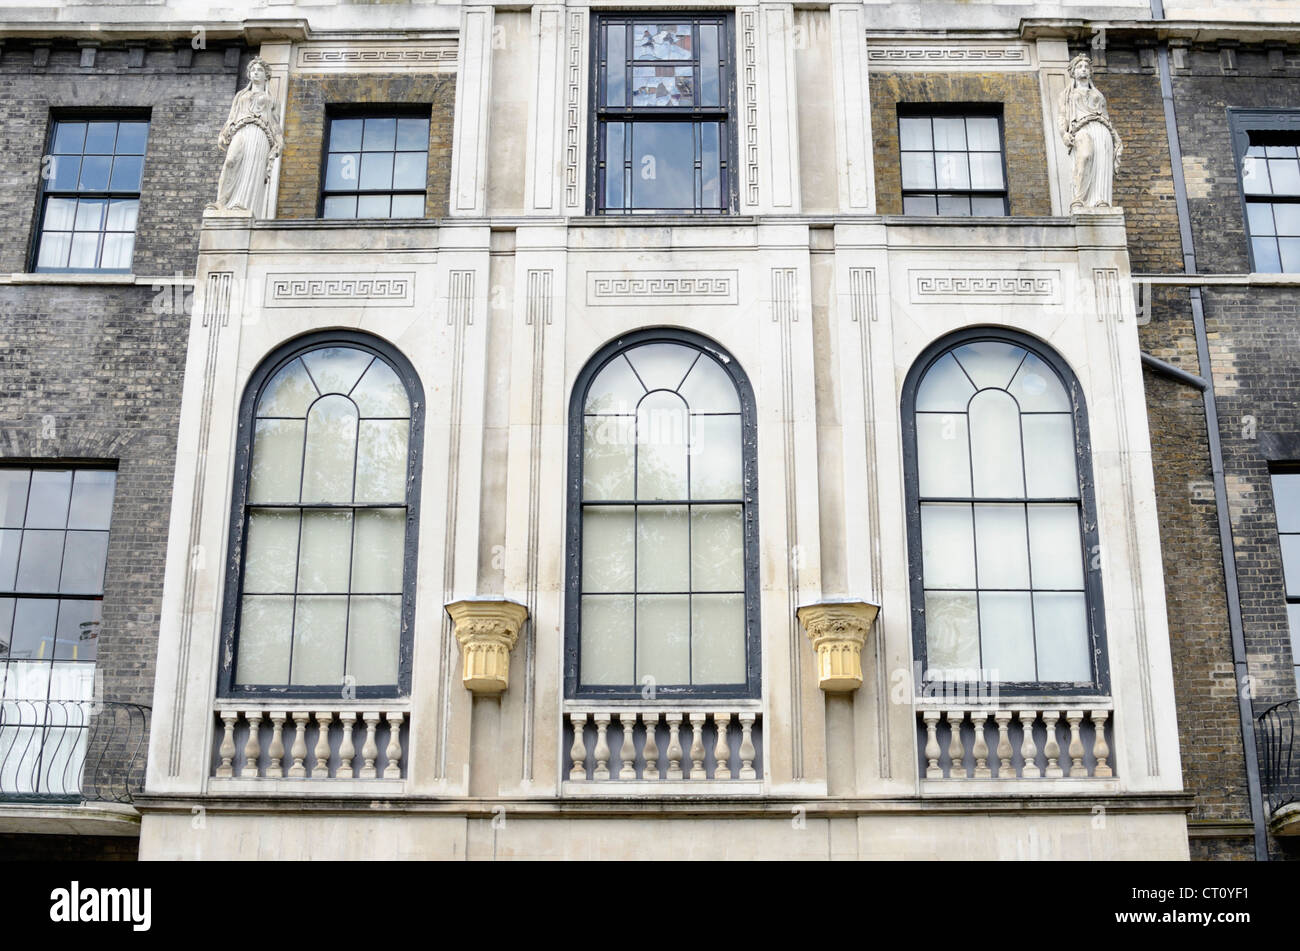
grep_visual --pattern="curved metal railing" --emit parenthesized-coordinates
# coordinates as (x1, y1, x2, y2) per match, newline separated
(1258, 698, 1299, 817)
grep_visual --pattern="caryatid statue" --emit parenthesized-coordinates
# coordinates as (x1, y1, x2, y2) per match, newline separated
(211, 57, 284, 215)
(1057, 53, 1123, 212)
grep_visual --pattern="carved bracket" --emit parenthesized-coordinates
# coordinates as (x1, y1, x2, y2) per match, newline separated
(796, 600, 880, 693)
(445, 599, 529, 696)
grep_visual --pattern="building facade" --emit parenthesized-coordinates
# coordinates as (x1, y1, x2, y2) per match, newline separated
(0, 0, 1295, 861)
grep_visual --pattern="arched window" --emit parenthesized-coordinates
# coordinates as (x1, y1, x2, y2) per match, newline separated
(902, 329, 1107, 692)
(565, 330, 758, 699)
(219, 333, 423, 698)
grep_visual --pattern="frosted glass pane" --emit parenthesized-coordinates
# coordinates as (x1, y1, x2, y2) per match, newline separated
(351, 509, 404, 593)
(625, 343, 698, 392)
(692, 593, 745, 684)
(921, 503, 975, 588)
(901, 152, 936, 190)
(967, 116, 1000, 151)
(1007, 353, 1069, 412)
(355, 419, 408, 504)
(59, 531, 109, 594)
(1282, 535, 1300, 597)
(899, 117, 932, 150)
(1272, 474, 1300, 533)
(952, 342, 1026, 390)
(933, 117, 967, 150)
(581, 595, 633, 684)
(236, 596, 292, 684)
(916, 353, 976, 412)
(297, 511, 352, 593)
(1028, 505, 1084, 589)
(258, 359, 317, 418)
(351, 360, 409, 418)
(301, 396, 358, 504)
(67, 470, 116, 530)
(973, 504, 1030, 588)
(916, 413, 971, 497)
(969, 391, 1024, 497)
(244, 509, 299, 593)
(690, 415, 742, 499)
(637, 506, 689, 591)
(249, 419, 305, 503)
(925, 591, 979, 678)
(290, 595, 347, 685)
(1022, 414, 1078, 498)
(636, 594, 689, 685)
(346, 596, 400, 685)
(637, 392, 688, 500)
(691, 505, 743, 591)
(675, 356, 738, 414)
(979, 591, 1035, 681)
(1033, 592, 1091, 681)
(584, 416, 635, 500)
(582, 506, 634, 592)
(585, 356, 644, 413)
(302, 347, 373, 396)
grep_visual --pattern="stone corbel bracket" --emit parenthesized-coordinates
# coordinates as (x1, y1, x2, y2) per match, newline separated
(445, 599, 530, 695)
(796, 600, 880, 693)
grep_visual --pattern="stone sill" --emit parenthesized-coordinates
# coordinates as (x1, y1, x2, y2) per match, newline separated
(207, 778, 406, 797)
(0, 800, 140, 836)
(0, 272, 193, 287)
(921, 779, 1121, 796)
(561, 781, 764, 798)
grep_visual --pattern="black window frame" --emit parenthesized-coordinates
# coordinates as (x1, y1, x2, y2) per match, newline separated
(1267, 465, 1300, 694)
(564, 328, 760, 700)
(901, 327, 1110, 698)
(588, 12, 738, 216)
(318, 105, 432, 221)
(1229, 108, 1300, 274)
(30, 110, 151, 274)
(896, 104, 1010, 218)
(216, 331, 425, 700)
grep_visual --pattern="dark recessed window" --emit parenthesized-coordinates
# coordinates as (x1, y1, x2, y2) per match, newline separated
(898, 110, 1008, 217)
(592, 14, 733, 214)
(34, 118, 149, 272)
(1242, 135, 1300, 272)
(1269, 471, 1300, 693)
(321, 114, 429, 220)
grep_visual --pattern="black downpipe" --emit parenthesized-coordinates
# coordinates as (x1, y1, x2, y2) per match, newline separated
(1150, 0, 1269, 860)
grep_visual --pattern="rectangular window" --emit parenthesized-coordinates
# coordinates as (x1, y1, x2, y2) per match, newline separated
(593, 15, 732, 214)
(1270, 471, 1300, 693)
(898, 109, 1008, 217)
(320, 113, 430, 220)
(1241, 135, 1300, 273)
(33, 117, 149, 272)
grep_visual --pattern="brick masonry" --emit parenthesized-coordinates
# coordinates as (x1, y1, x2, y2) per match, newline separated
(275, 72, 456, 219)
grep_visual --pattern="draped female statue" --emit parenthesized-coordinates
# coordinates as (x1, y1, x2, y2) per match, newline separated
(1057, 54, 1123, 211)
(211, 57, 284, 215)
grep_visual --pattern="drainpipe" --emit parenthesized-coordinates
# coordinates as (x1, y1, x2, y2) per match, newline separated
(1149, 0, 1269, 860)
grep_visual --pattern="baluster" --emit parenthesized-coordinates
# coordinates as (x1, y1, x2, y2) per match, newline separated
(1043, 711, 1064, 778)
(994, 711, 1014, 779)
(313, 711, 333, 778)
(618, 713, 638, 780)
(359, 712, 381, 779)
(216, 710, 238, 778)
(569, 713, 589, 781)
(1066, 710, 1087, 777)
(713, 712, 732, 780)
(738, 713, 757, 780)
(266, 711, 286, 778)
(288, 712, 309, 778)
(922, 711, 943, 779)
(241, 711, 263, 778)
(688, 713, 707, 780)
(383, 712, 405, 779)
(946, 710, 966, 779)
(593, 714, 612, 780)
(665, 714, 684, 780)
(972, 711, 991, 779)
(1018, 710, 1041, 779)
(337, 713, 356, 779)
(1091, 710, 1113, 778)
(642, 712, 660, 781)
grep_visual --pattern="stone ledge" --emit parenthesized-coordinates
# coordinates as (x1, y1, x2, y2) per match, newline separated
(0, 801, 140, 837)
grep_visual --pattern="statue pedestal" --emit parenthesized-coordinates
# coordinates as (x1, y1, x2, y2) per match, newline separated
(203, 206, 255, 219)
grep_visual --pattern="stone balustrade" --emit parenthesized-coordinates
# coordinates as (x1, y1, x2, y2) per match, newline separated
(565, 708, 762, 784)
(916, 702, 1113, 780)
(212, 706, 407, 781)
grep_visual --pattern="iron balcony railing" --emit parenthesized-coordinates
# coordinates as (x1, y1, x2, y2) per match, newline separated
(1258, 698, 1299, 817)
(0, 700, 150, 805)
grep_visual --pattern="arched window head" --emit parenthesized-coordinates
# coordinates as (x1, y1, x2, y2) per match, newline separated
(903, 330, 1107, 693)
(566, 330, 759, 699)
(220, 334, 423, 698)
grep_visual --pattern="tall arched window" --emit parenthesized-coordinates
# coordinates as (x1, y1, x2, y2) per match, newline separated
(565, 329, 758, 699)
(902, 329, 1107, 692)
(219, 333, 423, 698)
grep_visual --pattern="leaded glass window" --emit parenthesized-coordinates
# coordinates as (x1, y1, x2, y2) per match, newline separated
(903, 331, 1106, 691)
(567, 332, 758, 698)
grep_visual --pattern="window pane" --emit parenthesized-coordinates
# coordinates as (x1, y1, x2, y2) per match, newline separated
(355, 419, 408, 504)
(691, 505, 743, 591)
(10, 598, 59, 661)
(973, 503, 1030, 588)
(351, 360, 409, 418)
(633, 24, 693, 60)
(1242, 156, 1270, 194)
(637, 392, 688, 499)
(937, 194, 971, 216)
(624, 342, 698, 391)
(677, 353, 739, 412)
(54, 599, 101, 662)
(606, 24, 627, 106)
(916, 413, 972, 497)
(358, 152, 394, 191)
(68, 471, 115, 537)
(347, 596, 401, 686)
(0, 530, 18, 589)
(100, 233, 134, 270)
(701, 121, 721, 209)
(105, 198, 139, 232)
(1274, 203, 1300, 235)
(1033, 592, 1090, 681)
(1253, 237, 1282, 272)
(968, 391, 1024, 497)
(44, 197, 77, 232)
(700, 25, 720, 106)
(582, 506, 634, 592)
(0, 471, 29, 528)
(300, 396, 359, 504)
(243, 509, 300, 594)
(395, 118, 429, 151)
(935, 153, 970, 190)
(932, 117, 967, 150)
(322, 195, 357, 219)
(636, 594, 690, 684)
(971, 195, 1006, 216)
(690, 416, 743, 499)
(1279, 237, 1300, 273)
(297, 511, 353, 593)
(1268, 158, 1300, 193)
(903, 195, 937, 215)
(68, 232, 100, 269)
(390, 194, 425, 218)
(630, 122, 695, 210)
(632, 66, 694, 106)
(1247, 202, 1276, 236)
(637, 505, 689, 592)
(969, 152, 1004, 190)
(692, 593, 745, 683)
(954, 342, 1026, 390)
(258, 359, 317, 418)
(330, 118, 363, 152)
(26, 471, 72, 528)
(249, 419, 306, 503)
(16, 531, 63, 592)
(49, 154, 81, 191)
(115, 121, 148, 154)
(1273, 473, 1300, 532)
(1008, 353, 1069, 412)
(586, 354, 643, 413)
(1282, 534, 1300, 597)
(392, 151, 427, 190)
(75, 198, 106, 232)
(901, 152, 936, 190)
(1027, 505, 1085, 589)
(966, 117, 1000, 151)
(921, 503, 975, 589)
(58, 531, 110, 594)
(109, 155, 143, 191)
(36, 232, 71, 270)
(362, 117, 396, 152)
(358, 194, 391, 219)
(325, 152, 360, 191)
(605, 123, 625, 209)
(580, 595, 634, 684)
(899, 117, 932, 151)
(52, 122, 87, 154)
(84, 122, 117, 154)
(78, 155, 112, 190)
(925, 591, 979, 677)
(1022, 414, 1078, 498)
(584, 416, 635, 500)
(917, 353, 976, 412)
(302, 347, 373, 396)
(351, 509, 405, 593)
(289, 595, 347, 685)
(978, 591, 1035, 681)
